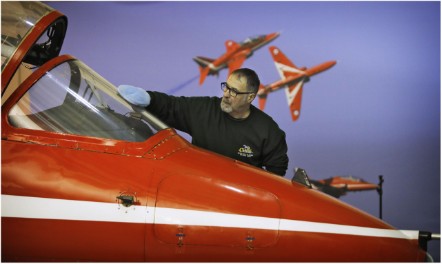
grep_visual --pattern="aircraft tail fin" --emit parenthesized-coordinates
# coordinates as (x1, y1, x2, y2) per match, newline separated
(193, 56, 214, 85)
(198, 67, 210, 85)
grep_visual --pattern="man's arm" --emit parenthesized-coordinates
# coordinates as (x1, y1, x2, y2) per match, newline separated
(117, 85, 194, 134)
(263, 132, 289, 177)
(146, 91, 196, 134)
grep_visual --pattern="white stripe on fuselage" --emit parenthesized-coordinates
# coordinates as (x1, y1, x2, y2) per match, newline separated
(1, 195, 419, 240)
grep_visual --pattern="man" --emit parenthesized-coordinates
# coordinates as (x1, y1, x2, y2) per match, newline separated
(118, 68, 289, 176)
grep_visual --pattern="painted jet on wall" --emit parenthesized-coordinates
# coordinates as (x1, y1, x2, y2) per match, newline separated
(2, 2, 439, 262)
(257, 46, 336, 121)
(193, 32, 280, 85)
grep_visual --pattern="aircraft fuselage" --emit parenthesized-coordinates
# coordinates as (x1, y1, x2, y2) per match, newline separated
(208, 32, 280, 75)
(1, 2, 431, 261)
(261, 60, 337, 95)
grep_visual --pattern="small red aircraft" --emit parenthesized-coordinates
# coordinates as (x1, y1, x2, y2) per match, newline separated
(193, 32, 280, 85)
(311, 175, 379, 198)
(292, 168, 379, 198)
(1, 2, 439, 262)
(257, 46, 336, 121)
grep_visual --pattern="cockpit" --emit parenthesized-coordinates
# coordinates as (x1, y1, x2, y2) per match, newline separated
(8, 58, 167, 142)
(2, 1, 168, 144)
(239, 35, 265, 46)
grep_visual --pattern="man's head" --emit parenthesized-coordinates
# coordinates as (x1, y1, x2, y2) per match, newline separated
(220, 68, 260, 119)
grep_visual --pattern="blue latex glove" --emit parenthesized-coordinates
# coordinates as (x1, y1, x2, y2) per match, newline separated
(117, 85, 151, 107)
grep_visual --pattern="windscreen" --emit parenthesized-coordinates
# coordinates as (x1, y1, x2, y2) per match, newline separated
(8, 59, 168, 142)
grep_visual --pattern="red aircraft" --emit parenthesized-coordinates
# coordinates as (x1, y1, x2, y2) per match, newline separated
(311, 175, 379, 198)
(193, 32, 280, 85)
(1, 2, 439, 262)
(292, 168, 379, 198)
(257, 46, 336, 121)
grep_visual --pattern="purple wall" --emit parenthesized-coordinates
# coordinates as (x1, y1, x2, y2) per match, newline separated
(46, 1, 440, 260)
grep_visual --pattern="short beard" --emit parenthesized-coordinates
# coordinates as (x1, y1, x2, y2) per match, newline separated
(220, 99, 232, 113)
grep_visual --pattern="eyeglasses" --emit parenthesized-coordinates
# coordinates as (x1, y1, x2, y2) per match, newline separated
(221, 82, 255, 98)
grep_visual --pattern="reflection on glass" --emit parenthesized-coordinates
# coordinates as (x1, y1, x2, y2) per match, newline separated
(9, 59, 167, 142)
(1, 1, 52, 70)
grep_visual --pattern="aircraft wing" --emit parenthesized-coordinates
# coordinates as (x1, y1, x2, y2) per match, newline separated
(227, 49, 249, 76)
(269, 46, 306, 121)
(257, 84, 268, 110)
(269, 46, 302, 79)
(285, 80, 304, 121)
(225, 40, 240, 53)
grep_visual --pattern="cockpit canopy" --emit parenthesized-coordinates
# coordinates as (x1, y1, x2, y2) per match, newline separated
(240, 35, 265, 45)
(8, 57, 166, 142)
(1, 2, 66, 69)
(2, 1, 67, 101)
(2, 1, 169, 145)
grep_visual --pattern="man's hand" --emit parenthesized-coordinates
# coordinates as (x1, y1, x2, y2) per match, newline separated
(117, 85, 151, 107)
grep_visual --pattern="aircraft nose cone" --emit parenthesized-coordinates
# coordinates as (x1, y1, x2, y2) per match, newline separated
(269, 32, 280, 39)
(325, 61, 337, 69)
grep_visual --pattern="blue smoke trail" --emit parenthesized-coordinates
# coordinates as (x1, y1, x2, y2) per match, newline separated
(166, 75, 199, 94)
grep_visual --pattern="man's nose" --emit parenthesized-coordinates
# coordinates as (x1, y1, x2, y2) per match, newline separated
(223, 88, 230, 97)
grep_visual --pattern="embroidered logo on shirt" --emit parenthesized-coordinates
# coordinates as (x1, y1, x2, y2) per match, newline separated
(238, 145, 254, 158)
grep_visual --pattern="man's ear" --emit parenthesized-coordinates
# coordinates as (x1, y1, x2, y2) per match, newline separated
(248, 93, 256, 103)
